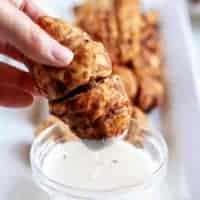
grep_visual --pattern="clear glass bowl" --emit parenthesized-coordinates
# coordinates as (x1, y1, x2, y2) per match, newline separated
(30, 121, 168, 200)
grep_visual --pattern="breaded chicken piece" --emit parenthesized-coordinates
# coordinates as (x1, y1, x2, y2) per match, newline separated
(50, 75, 131, 139)
(113, 65, 138, 100)
(28, 16, 112, 100)
(75, 2, 161, 70)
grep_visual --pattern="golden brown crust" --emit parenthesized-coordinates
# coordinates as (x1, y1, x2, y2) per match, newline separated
(134, 11, 161, 70)
(75, 0, 141, 65)
(50, 75, 131, 139)
(26, 16, 132, 140)
(113, 65, 138, 100)
(29, 16, 112, 100)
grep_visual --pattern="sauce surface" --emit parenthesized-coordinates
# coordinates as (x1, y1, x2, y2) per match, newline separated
(42, 140, 157, 190)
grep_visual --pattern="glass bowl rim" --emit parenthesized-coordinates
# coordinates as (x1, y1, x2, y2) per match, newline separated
(30, 123, 168, 196)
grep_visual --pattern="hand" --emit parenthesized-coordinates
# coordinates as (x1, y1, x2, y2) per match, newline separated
(0, 0, 74, 108)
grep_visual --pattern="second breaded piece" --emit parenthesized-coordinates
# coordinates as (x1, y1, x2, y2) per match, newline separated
(50, 75, 131, 139)
(28, 16, 112, 100)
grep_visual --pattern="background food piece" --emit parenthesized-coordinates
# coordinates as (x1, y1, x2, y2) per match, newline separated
(28, 16, 112, 100)
(75, 1, 121, 64)
(74, 0, 164, 112)
(113, 65, 138, 101)
(27, 16, 131, 140)
(50, 75, 131, 139)
(75, 0, 142, 65)
(114, 0, 142, 65)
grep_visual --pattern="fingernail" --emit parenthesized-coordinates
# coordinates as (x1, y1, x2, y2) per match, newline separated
(51, 45, 74, 66)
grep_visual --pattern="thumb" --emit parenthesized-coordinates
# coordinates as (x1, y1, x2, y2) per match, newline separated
(0, 2, 73, 67)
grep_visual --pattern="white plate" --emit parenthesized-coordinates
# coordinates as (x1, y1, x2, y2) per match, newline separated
(0, 0, 199, 199)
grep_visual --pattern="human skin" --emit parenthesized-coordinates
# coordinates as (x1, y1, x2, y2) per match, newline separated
(0, 0, 74, 108)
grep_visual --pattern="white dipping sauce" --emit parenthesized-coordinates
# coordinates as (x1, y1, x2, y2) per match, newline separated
(42, 140, 158, 190)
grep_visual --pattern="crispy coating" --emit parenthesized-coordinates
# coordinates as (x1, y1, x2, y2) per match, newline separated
(26, 16, 132, 140)
(113, 65, 138, 100)
(28, 16, 112, 100)
(75, 0, 141, 65)
(75, 2, 161, 69)
(50, 75, 131, 139)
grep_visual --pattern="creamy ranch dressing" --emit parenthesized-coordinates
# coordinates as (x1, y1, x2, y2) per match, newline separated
(42, 140, 158, 190)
